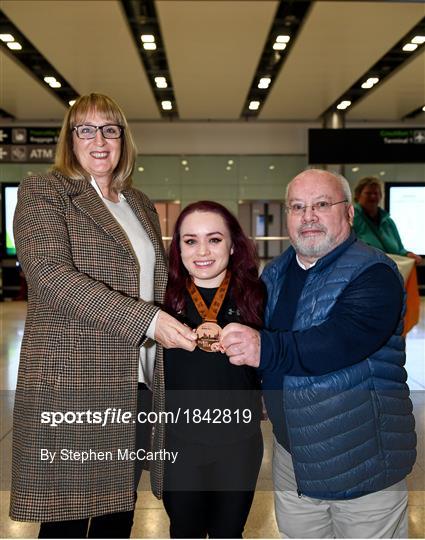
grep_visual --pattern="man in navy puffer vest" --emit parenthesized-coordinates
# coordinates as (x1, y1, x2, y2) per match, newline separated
(221, 169, 416, 538)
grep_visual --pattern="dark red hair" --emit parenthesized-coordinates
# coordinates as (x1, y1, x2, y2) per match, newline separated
(164, 201, 264, 328)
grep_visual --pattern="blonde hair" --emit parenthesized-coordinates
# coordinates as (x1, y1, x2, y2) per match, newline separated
(54, 93, 137, 191)
(353, 176, 383, 203)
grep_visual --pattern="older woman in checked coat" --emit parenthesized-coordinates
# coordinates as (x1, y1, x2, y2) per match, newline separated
(10, 93, 195, 538)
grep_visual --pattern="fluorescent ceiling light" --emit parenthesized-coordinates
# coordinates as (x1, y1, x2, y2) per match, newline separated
(0, 33, 14, 42)
(276, 35, 290, 43)
(141, 34, 155, 42)
(7, 41, 22, 50)
(411, 35, 425, 44)
(273, 42, 286, 51)
(336, 100, 351, 110)
(161, 100, 172, 110)
(249, 101, 260, 111)
(402, 43, 418, 52)
(143, 42, 157, 50)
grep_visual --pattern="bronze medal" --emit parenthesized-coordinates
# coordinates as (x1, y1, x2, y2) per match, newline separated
(187, 271, 231, 353)
(196, 321, 222, 353)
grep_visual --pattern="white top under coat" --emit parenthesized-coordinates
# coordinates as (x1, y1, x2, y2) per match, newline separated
(90, 178, 158, 388)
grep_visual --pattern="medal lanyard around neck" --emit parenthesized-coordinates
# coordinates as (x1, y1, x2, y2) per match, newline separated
(186, 270, 231, 323)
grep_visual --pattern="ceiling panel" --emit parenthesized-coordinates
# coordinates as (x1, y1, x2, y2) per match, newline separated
(156, 0, 278, 119)
(348, 50, 425, 120)
(1, 0, 161, 120)
(0, 50, 66, 120)
(260, 1, 425, 120)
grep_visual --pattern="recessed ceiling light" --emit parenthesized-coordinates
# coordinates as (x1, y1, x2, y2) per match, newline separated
(161, 100, 172, 110)
(0, 33, 14, 42)
(138, 166, 144, 172)
(361, 77, 379, 89)
(228, 159, 234, 165)
(402, 43, 418, 52)
(7, 41, 22, 50)
(154, 76, 167, 88)
(336, 100, 351, 110)
(226, 166, 232, 171)
(249, 101, 260, 111)
(181, 159, 188, 166)
(68, 100, 76, 106)
(273, 42, 286, 51)
(184, 167, 190, 172)
(143, 42, 157, 51)
(276, 35, 290, 43)
(141, 34, 155, 42)
(352, 167, 360, 172)
(411, 35, 425, 44)
(258, 77, 271, 89)
(379, 171, 386, 176)
(269, 165, 275, 170)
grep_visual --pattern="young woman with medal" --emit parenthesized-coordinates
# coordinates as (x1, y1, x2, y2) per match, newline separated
(162, 201, 265, 538)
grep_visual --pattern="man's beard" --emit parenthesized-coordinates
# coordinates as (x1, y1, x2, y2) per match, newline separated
(290, 224, 336, 259)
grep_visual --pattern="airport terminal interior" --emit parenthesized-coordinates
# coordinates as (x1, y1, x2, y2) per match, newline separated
(1, 0, 425, 538)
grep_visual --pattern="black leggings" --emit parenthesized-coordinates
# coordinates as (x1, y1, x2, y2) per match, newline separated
(39, 384, 152, 539)
(38, 510, 134, 538)
(163, 432, 263, 538)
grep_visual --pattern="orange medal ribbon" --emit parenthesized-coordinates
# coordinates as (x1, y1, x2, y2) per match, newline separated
(186, 270, 231, 352)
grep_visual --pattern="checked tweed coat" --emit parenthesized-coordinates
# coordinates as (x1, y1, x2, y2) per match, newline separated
(10, 171, 167, 522)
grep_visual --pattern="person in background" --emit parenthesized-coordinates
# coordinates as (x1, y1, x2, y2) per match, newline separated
(353, 175, 422, 264)
(10, 93, 196, 538)
(221, 169, 416, 538)
(162, 201, 265, 538)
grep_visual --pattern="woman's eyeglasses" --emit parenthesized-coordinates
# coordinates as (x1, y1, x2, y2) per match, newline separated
(72, 124, 124, 139)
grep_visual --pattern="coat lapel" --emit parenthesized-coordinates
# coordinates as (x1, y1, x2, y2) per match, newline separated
(123, 189, 168, 303)
(72, 184, 136, 260)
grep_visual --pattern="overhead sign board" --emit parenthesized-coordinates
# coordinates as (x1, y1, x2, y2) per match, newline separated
(0, 127, 60, 163)
(308, 128, 425, 164)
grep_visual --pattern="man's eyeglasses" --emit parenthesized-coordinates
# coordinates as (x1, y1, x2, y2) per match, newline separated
(72, 124, 124, 140)
(285, 200, 348, 215)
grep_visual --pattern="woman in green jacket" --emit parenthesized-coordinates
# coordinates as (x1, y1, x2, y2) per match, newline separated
(353, 176, 422, 264)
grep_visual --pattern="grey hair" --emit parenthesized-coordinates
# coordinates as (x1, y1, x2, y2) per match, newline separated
(285, 168, 352, 204)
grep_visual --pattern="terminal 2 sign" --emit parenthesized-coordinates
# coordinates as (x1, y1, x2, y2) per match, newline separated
(0, 127, 60, 163)
(308, 128, 425, 164)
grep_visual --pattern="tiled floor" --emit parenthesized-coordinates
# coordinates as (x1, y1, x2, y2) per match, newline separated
(0, 300, 424, 539)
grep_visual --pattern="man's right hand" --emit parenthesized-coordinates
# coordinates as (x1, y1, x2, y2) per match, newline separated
(154, 311, 197, 351)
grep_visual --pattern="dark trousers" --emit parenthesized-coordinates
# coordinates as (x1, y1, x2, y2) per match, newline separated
(163, 431, 263, 538)
(39, 383, 152, 539)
